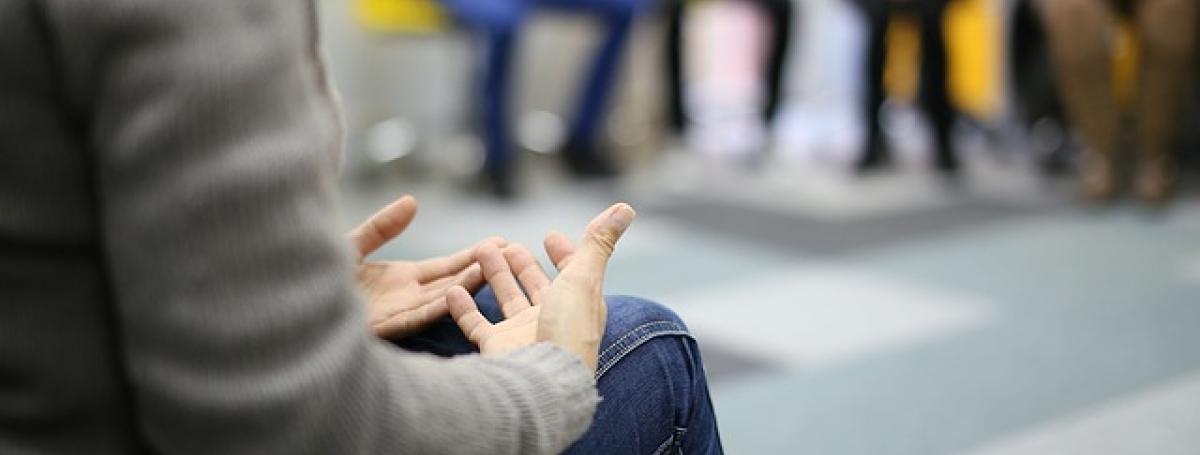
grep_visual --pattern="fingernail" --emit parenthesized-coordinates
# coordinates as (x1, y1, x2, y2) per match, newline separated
(608, 204, 635, 229)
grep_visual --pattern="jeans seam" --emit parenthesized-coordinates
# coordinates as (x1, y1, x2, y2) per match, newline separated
(596, 320, 691, 379)
(651, 435, 674, 455)
(650, 427, 689, 455)
(598, 321, 683, 359)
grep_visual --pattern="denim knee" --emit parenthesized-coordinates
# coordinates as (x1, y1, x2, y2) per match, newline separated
(568, 297, 722, 454)
(604, 296, 687, 332)
(596, 296, 692, 378)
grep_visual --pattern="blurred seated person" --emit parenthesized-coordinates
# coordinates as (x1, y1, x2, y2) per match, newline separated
(1039, 0, 1195, 204)
(852, 0, 959, 174)
(0, 1, 721, 453)
(440, 0, 645, 197)
(664, 0, 795, 136)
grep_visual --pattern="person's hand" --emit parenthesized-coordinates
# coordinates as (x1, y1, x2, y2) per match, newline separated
(444, 243, 543, 356)
(447, 203, 636, 371)
(350, 196, 505, 340)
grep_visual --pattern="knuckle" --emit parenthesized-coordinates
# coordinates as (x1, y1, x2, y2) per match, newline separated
(588, 231, 617, 257)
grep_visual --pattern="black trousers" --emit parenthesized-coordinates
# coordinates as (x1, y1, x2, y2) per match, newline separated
(665, 0, 795, 132)
(856, 0, 956, 167)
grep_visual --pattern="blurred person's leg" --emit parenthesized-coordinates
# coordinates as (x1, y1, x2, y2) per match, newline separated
(1040, 0, 1122, 200)
(666, 0, 795, 134)
(1132, 0, 1196, 204)
(541, 0, 643, 178)
(666, 0, 688, 133)
(482, 27, 520, 193)
(856, 0, 892, 171)
(917, 0, 958, 173)
(441, 0, 531, 197)
(396, 288, 724, 454)
(755, 0, 795, 127)
(1011, 0, 1074, 175)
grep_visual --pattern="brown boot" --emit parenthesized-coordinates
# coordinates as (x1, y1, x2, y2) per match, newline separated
(1079, 148, 1118, 202)
(1133, 152, 1176, 205)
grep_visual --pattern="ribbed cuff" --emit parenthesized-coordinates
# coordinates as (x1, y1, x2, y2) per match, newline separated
(506, 342, 600, 446)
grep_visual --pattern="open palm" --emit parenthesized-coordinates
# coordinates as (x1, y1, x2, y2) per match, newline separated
(350, 196, 503, 339)
(448, 204, 635, 371)
(447, 243, 547, 355)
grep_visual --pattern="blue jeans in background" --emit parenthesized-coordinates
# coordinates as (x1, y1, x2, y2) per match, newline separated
(438, 0, 641, 176)
(397, 289, 724, 454)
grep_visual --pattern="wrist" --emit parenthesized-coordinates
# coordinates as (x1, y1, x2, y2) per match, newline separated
(559, 342, 599, 373)
(537, 330, 601, 373)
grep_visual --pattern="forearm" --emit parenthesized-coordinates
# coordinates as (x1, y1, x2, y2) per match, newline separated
(373, 343, 598, 454)
(39, 0, 596, 452)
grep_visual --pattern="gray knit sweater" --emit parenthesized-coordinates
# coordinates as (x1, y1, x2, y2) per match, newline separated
(0, 1, 597, 453)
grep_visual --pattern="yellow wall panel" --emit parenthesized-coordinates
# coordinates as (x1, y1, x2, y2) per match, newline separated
(357, 0, 449, 34)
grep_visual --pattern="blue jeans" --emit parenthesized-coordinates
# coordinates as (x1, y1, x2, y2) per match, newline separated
(439, 0, 641, 174)
(397, 289, 724, 454)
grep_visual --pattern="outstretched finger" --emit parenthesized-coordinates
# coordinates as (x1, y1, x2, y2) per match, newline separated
(417, 262, 484, 304)
(476, 243, 532, 318)
(350, 195, 418, 257)
(455, 263, 486, 294)
(416, 236, 506, 282)
(503, 245, 552, 306)
(447, 286, 491, 344)
(419, 271, 465, 304)
(543, 230, 577, 271)
(372, 299, 447, 340)
(574, 203, 636, 272)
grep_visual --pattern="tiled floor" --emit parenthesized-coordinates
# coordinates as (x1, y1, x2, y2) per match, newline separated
(339, 152, 1200, 454)
(966, 370, 1200, 455)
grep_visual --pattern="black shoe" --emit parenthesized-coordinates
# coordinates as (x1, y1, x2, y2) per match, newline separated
(479, 167, 517, 200)
(934, 151, 960, 175)
(932, 129, 960, 174)
(855, 139, 892, 174)
(561, 140, 619, 179)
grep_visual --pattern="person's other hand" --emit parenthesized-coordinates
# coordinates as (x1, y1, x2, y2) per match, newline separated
(444, 243, 543, 356)
(447, 203, 636, 371)
(350, 196, 505, 339)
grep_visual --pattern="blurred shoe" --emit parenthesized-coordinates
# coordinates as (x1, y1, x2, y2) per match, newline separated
(1133, 152, 1176, 206)
(561, 140, 619, 179)
(932, 126, 960, 174)
(1079, 148, 1118, 202)
(478, 167, 517, 200)
(933, 149, 960, 175)
(854, 139, 892, 174)
(1038, 146, 1073, 177)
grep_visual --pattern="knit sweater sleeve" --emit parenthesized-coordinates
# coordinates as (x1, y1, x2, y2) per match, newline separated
(37, 1, 598, 453)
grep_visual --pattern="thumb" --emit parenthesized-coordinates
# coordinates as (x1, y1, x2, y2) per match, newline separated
(575, 203, 636, 270)
(351, 195, 418, 257)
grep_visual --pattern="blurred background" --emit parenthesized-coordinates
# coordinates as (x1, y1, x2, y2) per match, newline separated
(318, 0, 1200, 452)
